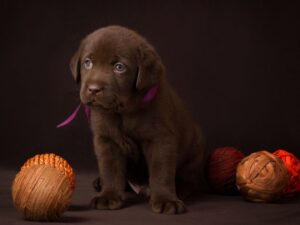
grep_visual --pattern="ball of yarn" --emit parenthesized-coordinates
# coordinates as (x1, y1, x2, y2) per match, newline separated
(206, 147, 244, 195)
(12, 153, 75, 221)
(236, 151, 290, 202)
(273, 149, 300, 196)
(21, 153, 75, 190)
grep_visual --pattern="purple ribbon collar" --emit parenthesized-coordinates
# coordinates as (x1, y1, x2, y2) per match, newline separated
(57, 85, 159, 128)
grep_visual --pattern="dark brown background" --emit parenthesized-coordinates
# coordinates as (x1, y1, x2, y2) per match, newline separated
(0, 0, 299, 171)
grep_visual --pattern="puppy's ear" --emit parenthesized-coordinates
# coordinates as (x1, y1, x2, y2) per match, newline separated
(69, 49, 81, 83)
(136, 44, 164, 91)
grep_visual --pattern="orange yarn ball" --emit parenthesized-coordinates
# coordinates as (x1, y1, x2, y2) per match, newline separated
(273, 149, 300, 196)
(21, 153, 76, 190)
(12, 153, 76, 221)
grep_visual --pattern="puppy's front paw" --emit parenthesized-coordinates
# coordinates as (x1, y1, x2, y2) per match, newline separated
(150, 197, 186, 214)
(91, 193, 123, 210)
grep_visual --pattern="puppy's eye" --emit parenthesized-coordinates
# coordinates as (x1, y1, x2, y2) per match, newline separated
(114, 62, 126, 73)
(83, 58, 93, 70)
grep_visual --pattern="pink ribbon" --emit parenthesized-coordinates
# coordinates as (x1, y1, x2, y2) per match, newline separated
(57, 85, 159, 128)
(140, 85, 159, 105)
(56, 104, 91, 128)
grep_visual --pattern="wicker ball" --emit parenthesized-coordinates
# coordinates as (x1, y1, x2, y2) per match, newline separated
(21, 153, 75, 190)
(273, 149, 300, 196)
(12, 154, 75, 221)
(236, 151, 290, 202)
(206, 147, 244, 195)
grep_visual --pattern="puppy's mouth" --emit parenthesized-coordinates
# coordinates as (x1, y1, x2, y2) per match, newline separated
(84, 97, 124, 113)
(87, 101, 110, 111)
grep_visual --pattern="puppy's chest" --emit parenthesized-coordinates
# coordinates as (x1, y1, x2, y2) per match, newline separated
(117, 116, 148, 158)
(94, 112, 150, 153)
(120, 115, 141, 139)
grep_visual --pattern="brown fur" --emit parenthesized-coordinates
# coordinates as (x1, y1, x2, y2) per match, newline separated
(70, 25, 205, 214)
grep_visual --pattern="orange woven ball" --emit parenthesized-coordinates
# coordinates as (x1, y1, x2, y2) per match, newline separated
(273, 149, 300, 196)
(12, 153, 75, 221)
(21, 153, 76, 190)
(236, 151, 290, 202)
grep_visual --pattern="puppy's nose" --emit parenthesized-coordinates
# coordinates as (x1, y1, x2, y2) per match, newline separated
(88, 85, 102, 95)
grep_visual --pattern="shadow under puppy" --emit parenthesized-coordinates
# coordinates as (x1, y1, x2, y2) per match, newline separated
(70, 25, 205, 214)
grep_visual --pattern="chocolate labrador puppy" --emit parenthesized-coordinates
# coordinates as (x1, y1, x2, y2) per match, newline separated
(70, 25, 205, 214)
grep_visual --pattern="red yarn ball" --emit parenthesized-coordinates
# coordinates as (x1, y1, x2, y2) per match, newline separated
(273, 149, 300, 196)
(206, 147, 244, 195)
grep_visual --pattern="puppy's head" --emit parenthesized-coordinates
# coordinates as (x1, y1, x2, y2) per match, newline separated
(70, 25, 164, 113)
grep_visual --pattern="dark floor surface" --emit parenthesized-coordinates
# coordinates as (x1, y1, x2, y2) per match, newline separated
(1, 170, 299, 225)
